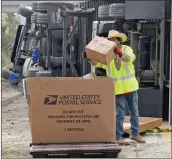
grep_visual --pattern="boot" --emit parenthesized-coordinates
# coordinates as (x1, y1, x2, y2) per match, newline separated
(129, 135, 146, 143)
(117, 138, 132, 146)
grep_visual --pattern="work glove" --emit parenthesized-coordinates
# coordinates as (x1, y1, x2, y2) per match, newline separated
(114, 47, 123, 57)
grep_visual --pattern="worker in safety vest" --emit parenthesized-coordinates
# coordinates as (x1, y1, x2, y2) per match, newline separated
(89, 30, 146, 144)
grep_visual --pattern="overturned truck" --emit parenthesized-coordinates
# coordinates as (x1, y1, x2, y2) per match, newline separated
(11, 2, 77, 78)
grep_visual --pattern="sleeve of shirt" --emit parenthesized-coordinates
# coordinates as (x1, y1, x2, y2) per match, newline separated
(121, 46, 136, 63)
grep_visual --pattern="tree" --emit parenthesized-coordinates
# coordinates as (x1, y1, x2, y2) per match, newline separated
(2, 12, 20, 67)
(2, 12, 20, 47)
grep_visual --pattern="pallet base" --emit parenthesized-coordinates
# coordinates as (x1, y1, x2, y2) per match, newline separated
(30, 143, 121, 158)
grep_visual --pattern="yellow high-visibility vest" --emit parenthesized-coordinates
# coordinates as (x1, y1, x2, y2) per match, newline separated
(95, 45, 139, 95)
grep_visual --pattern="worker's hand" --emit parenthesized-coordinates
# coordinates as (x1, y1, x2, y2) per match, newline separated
(114, 47, 123, 57)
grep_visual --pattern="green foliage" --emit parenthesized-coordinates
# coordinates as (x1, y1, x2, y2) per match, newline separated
(2, 12, 20, 47)
(2, 12, 20, 67)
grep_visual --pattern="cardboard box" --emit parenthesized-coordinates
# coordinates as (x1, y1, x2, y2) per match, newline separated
(26, 77, 116, 143)
(124, 116, 162, 134)
(85, 36, 116, 64)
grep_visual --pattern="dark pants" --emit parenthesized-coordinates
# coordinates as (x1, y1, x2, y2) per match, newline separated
(116, 91, 139, 140)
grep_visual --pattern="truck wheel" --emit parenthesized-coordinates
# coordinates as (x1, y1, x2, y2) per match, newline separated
(31, 12, 38, 23)
(37, 38, 48, 56)
(37, 2, 49, 13)
(32, 3, 38, 12)
(51, 30, 63, 40)
(22, 58, 43, 78)
(40, 38, 62, 57)
(42, 38, 47, 56)
(98, 5, 110, 18)
(22, 58, 33, 77)
(37, 13, 48, 24)
(109, 3, 125, 18)
(18, 5, 33, 19)
(52, 40, 63, 57)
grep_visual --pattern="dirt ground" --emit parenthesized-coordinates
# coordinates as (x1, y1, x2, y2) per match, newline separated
(1, 78, 23, 101)
(2, 78, 32, 158)
(1, 78, 172, 158)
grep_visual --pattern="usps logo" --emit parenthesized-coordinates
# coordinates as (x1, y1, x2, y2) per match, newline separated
(44, 95, 58, 105)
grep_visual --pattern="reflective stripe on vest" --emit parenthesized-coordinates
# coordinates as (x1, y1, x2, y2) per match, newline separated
(114, 73, 135, 81)
(114, 46, 135, 82)
(106, 45, 135, 82)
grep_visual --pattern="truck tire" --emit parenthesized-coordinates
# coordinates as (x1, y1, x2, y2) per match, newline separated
(41, 56, 70, 68)
(42, 38, 47, 56)
(51, 30, 63, 39)
(32, 3, 37, 12)
(36, 70, 52, 77)
(40, 38, 62, 57)
(109, 3, 125, 18)
(37, 2, 49, 13)
(53, 42, 63, 57)
(31, 12, 38, 23)
(37, 13, 48, 24)
(22, 58, 43, 77)
(37, 38, 47, 55)
(18, 5, 33, 19)
(98, 5, 109, 18)
(22, 58, 34, 77)
(37, 2, 75, 13)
